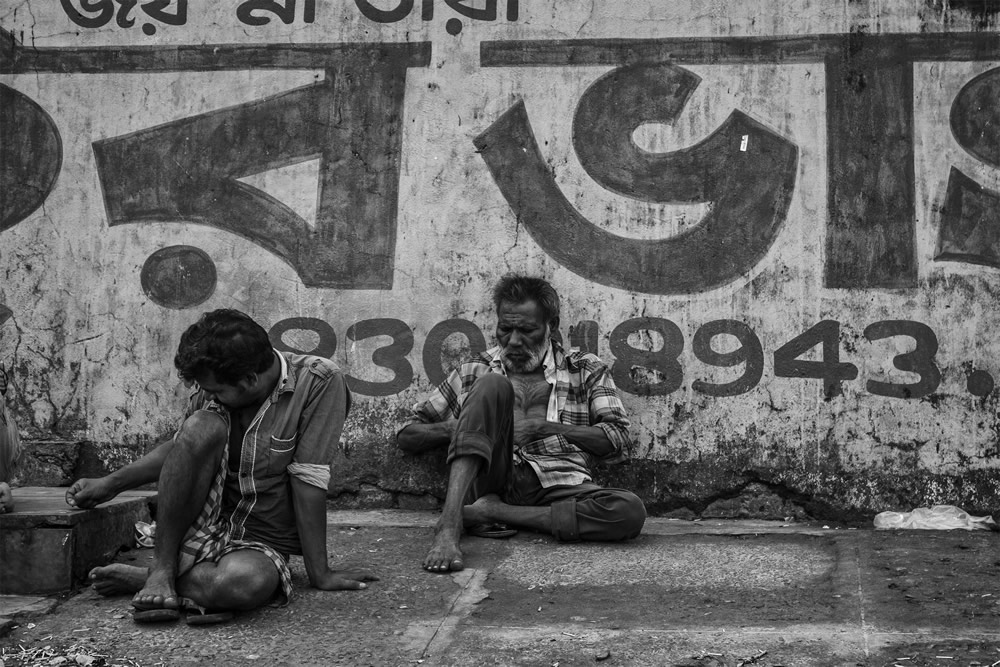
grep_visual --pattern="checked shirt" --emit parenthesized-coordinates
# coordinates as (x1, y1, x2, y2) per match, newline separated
(409, 340, 633, 488)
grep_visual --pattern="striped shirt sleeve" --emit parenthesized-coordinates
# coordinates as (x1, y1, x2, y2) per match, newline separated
(576, 353, 632, 461)
(408, 357, 491, 424)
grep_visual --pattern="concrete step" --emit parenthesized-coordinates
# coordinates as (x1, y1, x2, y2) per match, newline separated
(0, 487, 156, 595)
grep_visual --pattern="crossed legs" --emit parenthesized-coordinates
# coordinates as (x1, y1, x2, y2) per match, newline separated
(92, 550, 280, 611)
(423, 373, 647, 573)
(90, 411, 279, 611)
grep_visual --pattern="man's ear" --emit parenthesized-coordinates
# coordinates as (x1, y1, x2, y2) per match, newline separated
(549, 317, 560, 336)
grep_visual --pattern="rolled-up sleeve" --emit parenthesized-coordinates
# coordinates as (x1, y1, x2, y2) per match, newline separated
(291, 369, 351, 490)
(587, 366, 633, 462)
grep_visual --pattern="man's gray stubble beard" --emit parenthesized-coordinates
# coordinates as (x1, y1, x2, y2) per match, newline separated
(500, 329, 549, 374)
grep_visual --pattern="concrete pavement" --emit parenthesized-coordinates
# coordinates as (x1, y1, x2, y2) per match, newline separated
(1, 510, 998, 666)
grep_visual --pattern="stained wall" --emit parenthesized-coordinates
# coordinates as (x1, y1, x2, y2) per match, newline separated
(2, 0, 1000, 517)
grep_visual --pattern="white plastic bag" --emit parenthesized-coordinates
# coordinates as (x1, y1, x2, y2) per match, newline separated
(873, 505, 998, 531)
(134, 521, 156, 548)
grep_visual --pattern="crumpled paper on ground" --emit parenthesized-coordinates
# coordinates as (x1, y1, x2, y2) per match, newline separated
(873, 504, 998, 530)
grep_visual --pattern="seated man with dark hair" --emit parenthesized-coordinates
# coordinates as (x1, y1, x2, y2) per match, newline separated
(66, 309, 375, 623)
(398, 275, 646, 573)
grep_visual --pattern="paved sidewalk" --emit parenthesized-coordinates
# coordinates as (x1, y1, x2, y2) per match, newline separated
(1, 510, 998, 666)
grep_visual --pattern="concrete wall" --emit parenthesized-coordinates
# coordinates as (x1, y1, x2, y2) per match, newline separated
(2, 1, 1000, 519)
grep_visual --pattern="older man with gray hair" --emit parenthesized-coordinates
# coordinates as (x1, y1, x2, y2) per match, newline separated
(398, 274, 646, 573)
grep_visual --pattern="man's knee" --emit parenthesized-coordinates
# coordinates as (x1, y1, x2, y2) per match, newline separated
(173, 410, 228, 458)
(556, 489, 647, 542)
(207, 552, 280, 610)
(612, 491, 647, 540)
(449, 373, 514, 466)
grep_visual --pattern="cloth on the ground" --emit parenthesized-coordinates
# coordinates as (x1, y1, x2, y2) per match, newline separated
(873, 505, 998, 530)
(407, 340, 631, 488)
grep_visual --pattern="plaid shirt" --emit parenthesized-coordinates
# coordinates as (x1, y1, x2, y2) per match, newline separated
(409, 340, 633, 488)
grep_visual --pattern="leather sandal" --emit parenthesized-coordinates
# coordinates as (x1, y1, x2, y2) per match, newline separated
(467, 523, 517, 539)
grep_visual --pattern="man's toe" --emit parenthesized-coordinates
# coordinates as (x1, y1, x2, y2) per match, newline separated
(424, 558, 456, 573)
(132, 595, 153, 609)
(133, 593, 179, 610)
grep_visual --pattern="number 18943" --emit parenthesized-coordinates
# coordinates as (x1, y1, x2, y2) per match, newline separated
(605, 318, 944, 400)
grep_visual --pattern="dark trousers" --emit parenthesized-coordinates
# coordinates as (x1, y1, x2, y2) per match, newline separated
(447, 373, 646, 542)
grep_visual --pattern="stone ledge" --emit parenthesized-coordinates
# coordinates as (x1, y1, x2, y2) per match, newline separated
(0, 487, 155, 595)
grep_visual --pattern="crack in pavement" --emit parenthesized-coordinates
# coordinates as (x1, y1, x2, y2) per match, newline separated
(401, 567, 491, 662)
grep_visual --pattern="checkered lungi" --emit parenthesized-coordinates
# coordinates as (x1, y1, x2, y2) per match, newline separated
(176, 436, 294, 604)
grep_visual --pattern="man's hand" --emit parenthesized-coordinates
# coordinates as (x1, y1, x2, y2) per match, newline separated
(65, 477, 118, 509)
(312, 566, 379, 591)
(513, 417, 550, 448)
(292, 477, 379, 591)
(0, 482, 13, 513)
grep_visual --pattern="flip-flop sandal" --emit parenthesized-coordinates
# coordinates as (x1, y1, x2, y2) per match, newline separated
(468, 523, 517, 539)
(183, 600, 235, 626)
(185, 610, 235, 625)
(132, 607, 181, 623)
(132, 596, 184, 623)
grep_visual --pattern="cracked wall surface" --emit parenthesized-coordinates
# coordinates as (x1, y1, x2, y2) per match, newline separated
(2, 1, 1000, 518)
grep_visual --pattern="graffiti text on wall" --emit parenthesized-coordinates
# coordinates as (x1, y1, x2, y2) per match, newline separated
(355, 0, 519, 35)
(0, 85, 62, 232)
(270, 315, 993, 400)
(480, 34, 1000, 291)
(91, 41, 430, 290)
(58, 0, 518, 33)
(4, 31, 1000, 298)
(60, 0, 188, 35)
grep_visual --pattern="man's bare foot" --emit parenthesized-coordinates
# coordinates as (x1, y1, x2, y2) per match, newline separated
(89, 564, 148, 597)
(463, 493, 505, 527)
(423, 526, 464, 573)
(132, 566, 181, 610)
